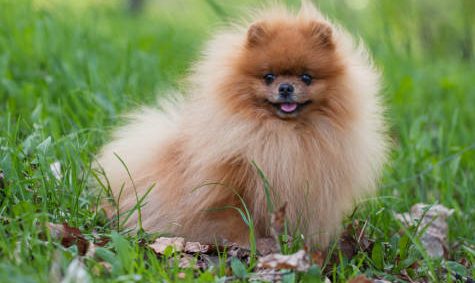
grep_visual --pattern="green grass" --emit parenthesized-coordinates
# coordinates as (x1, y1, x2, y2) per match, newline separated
(1, 0, 474, 282)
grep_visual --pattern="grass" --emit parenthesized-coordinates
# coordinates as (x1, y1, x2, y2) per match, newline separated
(1, 0, 474, 282)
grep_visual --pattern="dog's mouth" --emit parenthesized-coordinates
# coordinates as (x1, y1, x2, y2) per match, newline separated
(267, 100, 312, 117)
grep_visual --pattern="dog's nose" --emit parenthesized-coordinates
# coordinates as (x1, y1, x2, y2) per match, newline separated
(278, 83, 294, 97)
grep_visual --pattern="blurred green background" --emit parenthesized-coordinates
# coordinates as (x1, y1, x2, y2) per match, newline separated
(0, 0, 474, 281)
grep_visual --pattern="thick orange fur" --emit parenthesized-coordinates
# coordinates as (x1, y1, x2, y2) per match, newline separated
(96, 2, 388, 248)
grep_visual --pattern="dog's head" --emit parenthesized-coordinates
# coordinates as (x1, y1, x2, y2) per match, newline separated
(234, 19, 344, 120)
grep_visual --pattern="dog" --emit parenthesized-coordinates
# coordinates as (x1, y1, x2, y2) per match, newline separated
(96, 1, 388, 249)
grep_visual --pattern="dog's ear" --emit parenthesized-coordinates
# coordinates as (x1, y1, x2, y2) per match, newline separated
(247, 22, 268, 47)
(308, 21, 334, 48)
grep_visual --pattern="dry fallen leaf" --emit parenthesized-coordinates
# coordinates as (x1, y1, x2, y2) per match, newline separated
(257, 250, 310, 272)
(395, 203, 454, 258)
(184, 241, 210, 254)
(170, 254, 209, 270)
(0, 170, 5, 189)
(311, 250, 325, 267)
(336, 220, 373, 261)
(45, 224, 111, 259)
(177, 254, 195, 269)
(348, 275, 392, 283)
(256, 237, 279, 256)
(338, 227, 357, 260)
(47, 223, 90, 256)
(249, 269, 284, 282)
(352, 275, 393, 283)
(149, 237, 185, 254)
(459, 257, 470, 268)
(227, 244, 251, 261)
(348, 274, 373, 283)
(93, 236, 110, 247)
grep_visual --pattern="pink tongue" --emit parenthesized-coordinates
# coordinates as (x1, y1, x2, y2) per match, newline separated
(280, 103, 298, 113)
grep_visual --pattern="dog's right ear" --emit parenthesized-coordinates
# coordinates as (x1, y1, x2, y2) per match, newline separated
(247, 22, 268, 47)
(308, 21, 334, 49)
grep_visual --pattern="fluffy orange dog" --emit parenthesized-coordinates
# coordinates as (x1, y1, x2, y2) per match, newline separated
(97, 2, 388, 248)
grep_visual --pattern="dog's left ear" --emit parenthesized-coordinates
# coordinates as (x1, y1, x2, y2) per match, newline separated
(308, 21, 334, 48)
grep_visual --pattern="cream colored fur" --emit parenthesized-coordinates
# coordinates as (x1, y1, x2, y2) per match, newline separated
(96, 2, 388, 248)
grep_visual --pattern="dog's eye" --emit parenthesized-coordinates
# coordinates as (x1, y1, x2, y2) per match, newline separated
(301, 74, 312, 85)
(263, 73, 276, 85)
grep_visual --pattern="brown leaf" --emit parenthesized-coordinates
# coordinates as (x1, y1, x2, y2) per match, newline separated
(395, 203, 454, 258)
(195, 255, 212, 270)
(250, 269, 284, 282)
(93, 236, 110, 247)
(322, 220, 375, 272)
(348, 274, 373, 283)
(149, 237, 185, 254)
(47, 223, 90, 256)
(170, 254, 209, 270)
(311, 250, 325, 267)
(0, 170, 5, 189)
(256, 237, 279, 256)
(177, 254, 195, 269)
(337, 222, 358, 259)
(257, 250, 310, 272)
(227, 244, 251, 260)
(459, 257, 470, 268)
(336, 220, 374, 260)
(184, 241, 210, 254)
